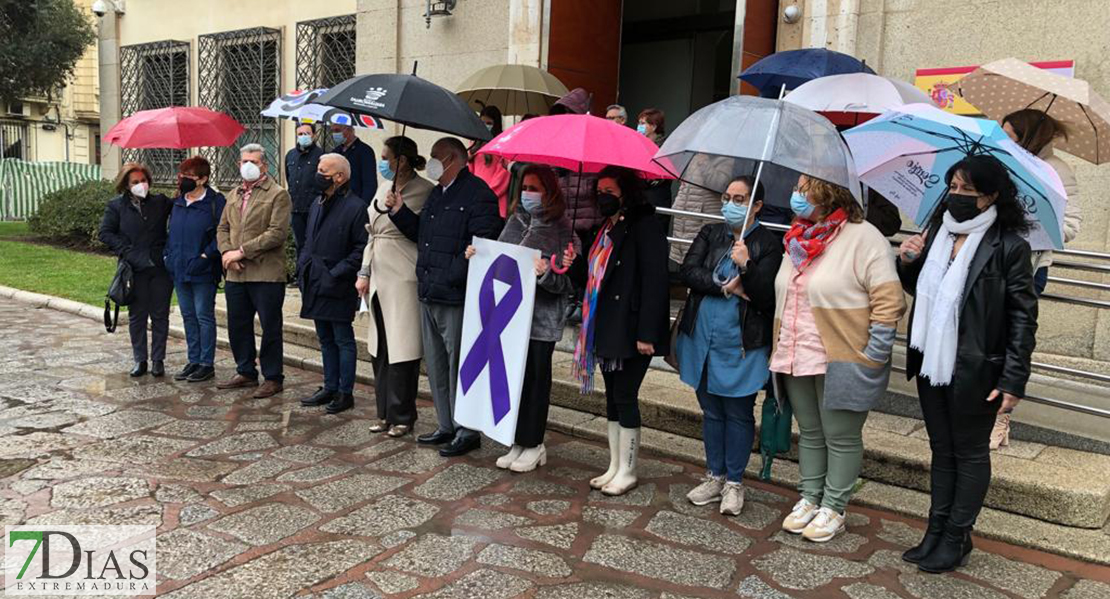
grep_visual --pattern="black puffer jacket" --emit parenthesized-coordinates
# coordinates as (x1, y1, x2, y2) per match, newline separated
(570, 201, 670, 359)
(898, 221, 1038, 410)
(678, 222, 782, 350)
(391, 168, 503, 305)
(98, 192, 172, 272)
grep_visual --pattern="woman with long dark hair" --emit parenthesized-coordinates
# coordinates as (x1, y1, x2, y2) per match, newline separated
(897, 154, 1037, 573)
(569, 165, 670, 496)
(467, 165, 580, 472)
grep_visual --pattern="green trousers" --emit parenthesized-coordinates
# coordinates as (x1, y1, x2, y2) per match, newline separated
(784, 374, 869, 514)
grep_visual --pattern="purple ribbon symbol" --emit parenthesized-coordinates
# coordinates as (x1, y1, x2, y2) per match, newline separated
(459, 254, 523, 424)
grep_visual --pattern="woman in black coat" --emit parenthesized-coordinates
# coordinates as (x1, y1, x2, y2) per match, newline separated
(897, 155, 1037, 573)
(569, 165, 669, 497)
(98, 162, 173, 377)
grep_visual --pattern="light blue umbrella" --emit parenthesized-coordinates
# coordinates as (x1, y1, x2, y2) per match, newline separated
(843, 103, 1067, 250)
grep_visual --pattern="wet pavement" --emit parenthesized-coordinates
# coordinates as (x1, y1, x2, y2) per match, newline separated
(0, 302, 1108, 598)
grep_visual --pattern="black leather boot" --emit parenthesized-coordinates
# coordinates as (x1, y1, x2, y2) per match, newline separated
(902, 515, 946, 564)
(130, 362, 147, 377)
(918, 525, 973, 573)
(151, 361, 165, 377)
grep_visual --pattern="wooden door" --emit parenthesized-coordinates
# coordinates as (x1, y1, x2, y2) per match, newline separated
(547, 0, 623, 112)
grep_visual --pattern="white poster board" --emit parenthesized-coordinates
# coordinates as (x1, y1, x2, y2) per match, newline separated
(455, 238, 539, 446)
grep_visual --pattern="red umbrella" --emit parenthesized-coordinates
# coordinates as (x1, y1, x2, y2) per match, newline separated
(105, 107, 245, 149)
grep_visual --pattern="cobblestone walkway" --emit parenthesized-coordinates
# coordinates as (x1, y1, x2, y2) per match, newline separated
(0, 303, 1108, 598)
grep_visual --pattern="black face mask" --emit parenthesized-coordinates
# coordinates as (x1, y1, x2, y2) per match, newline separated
(179, 177, 197, 196)
(596, 192, 622, 217)
(314, 172, 334, 193)
(946, 193, 982, 222)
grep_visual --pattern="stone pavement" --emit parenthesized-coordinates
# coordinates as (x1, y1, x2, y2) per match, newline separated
(0, 303, 1108, 599)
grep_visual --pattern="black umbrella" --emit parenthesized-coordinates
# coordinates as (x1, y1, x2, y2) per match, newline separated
(314, 72, 492, 142)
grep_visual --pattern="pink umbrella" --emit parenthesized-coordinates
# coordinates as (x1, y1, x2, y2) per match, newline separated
(477, 114, 675, 179)
(105, 106, 246, 149)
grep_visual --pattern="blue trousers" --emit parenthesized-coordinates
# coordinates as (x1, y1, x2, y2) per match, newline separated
(696, 372, 756, 483)
(175, 281, 218, 366)
(315, 319, 357, 394)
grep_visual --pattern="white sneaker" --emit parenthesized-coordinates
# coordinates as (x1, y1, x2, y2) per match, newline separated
(782, 498, 819, 534)
(686, 473, 725, 506)
(510, 444, 547, 473)
(496, 445, 523, 469)
(720, 482, 745, 516)
(802, 507, 846, 542)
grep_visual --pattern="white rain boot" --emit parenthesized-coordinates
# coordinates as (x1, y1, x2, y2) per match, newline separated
(510, 444, 547, 473)
(601, 426, 640, 496)
(496, 445, 524, 469)
(589, 422, 621, 490)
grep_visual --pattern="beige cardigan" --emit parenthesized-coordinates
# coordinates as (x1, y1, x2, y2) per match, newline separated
(1033, 146, 1082, 271)
(361, 175, 435, 363)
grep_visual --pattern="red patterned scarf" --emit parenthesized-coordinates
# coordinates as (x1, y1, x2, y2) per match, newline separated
(784, 208, 848, 272)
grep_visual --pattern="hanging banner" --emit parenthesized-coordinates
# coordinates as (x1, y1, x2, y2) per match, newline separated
(914, 60, 1075, 115)
(455, 238, 539, 446)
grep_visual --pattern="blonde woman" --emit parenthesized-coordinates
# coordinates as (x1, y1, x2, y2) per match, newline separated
(772, 175, 906, 542)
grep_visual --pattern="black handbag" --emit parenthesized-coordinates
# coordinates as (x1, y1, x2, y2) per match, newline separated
(104, 259, 134, 333)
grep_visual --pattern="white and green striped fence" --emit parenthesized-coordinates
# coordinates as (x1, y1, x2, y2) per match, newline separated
(0, 159, 103, 220)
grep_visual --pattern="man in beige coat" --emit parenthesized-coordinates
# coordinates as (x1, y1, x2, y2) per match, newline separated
(215, 143, 293, 398)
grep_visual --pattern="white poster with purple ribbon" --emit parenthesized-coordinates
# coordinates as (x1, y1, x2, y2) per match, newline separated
(455, 238, 540, 446)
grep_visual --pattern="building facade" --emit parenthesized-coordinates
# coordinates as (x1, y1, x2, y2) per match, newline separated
(1, 0, 100, 166)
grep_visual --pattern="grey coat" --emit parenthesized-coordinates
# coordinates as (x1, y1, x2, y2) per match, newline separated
(499, 206, 581, 343)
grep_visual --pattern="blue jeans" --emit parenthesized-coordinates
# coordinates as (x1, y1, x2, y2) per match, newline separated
(315, 319, 357, 394)
(696, 372, 756, 483)
(1034, 266, 1048, 296)
(175, 281, 217, 366)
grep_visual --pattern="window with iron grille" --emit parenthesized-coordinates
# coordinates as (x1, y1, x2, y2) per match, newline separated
(296, 15, 356, 151)
(119, 40, 189, 185)
(0, 120, 29, 160)
(296, 15, 356, 90)
(198, 27, 281, 188)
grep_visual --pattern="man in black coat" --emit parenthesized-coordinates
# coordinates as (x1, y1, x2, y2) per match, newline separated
(387, 137, 503, 457)
(297, 154, 370, 414)
(285, 122, 324, 259)
(330, 124, 377, 202)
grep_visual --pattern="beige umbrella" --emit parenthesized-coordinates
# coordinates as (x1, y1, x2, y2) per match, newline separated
(954, 57, 1110, 164)
(456, 64, 569, 116)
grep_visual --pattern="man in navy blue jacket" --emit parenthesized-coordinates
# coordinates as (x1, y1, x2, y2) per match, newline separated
(285, 123, 323, 259)
(387, 137, 503, 457)
(329, 124, 377, 202)
(297, 153, 369, 414)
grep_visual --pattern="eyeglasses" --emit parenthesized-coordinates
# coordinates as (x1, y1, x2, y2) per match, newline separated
(721, 193, 749, 205)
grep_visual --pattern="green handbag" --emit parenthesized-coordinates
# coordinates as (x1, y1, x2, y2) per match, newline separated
(759, 387, 793, 481)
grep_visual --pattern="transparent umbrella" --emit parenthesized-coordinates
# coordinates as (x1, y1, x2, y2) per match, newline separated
(655, 95, 862, 229)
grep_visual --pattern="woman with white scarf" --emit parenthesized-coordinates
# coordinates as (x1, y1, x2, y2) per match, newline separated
(897, 155, 1038, 574)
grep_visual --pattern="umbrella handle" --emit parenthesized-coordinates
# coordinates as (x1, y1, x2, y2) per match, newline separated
(372, 199, 391, 215)
(550, 242, 574, 274)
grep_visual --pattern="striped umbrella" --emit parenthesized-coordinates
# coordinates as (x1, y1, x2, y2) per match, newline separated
(954, 58, 1110, 164)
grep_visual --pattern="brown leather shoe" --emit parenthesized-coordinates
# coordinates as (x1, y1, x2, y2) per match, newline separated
(216, 374, 259, 390)
(252, 380, 284, 399)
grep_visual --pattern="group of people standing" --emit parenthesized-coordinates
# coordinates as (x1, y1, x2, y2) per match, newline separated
(97, 99, 1066, 575)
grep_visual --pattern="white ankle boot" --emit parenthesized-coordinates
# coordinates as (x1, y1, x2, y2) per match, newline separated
(496, 445, 523, 469)
(589, 422, 621, 489)
(601, 426, 640, 496)
(510, 444, 546, 472)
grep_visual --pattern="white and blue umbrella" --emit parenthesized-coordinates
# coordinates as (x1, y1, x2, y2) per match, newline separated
(261, 89, 384, 129)
(843, 103, 1067, 250)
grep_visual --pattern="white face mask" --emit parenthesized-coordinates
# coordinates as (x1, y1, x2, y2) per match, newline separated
(130, 182, 148, 199)
(240, 161, 261, 182)
(426, 157, 445, 181)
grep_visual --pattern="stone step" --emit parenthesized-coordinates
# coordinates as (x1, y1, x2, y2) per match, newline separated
(197, 298, 1110, 532)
